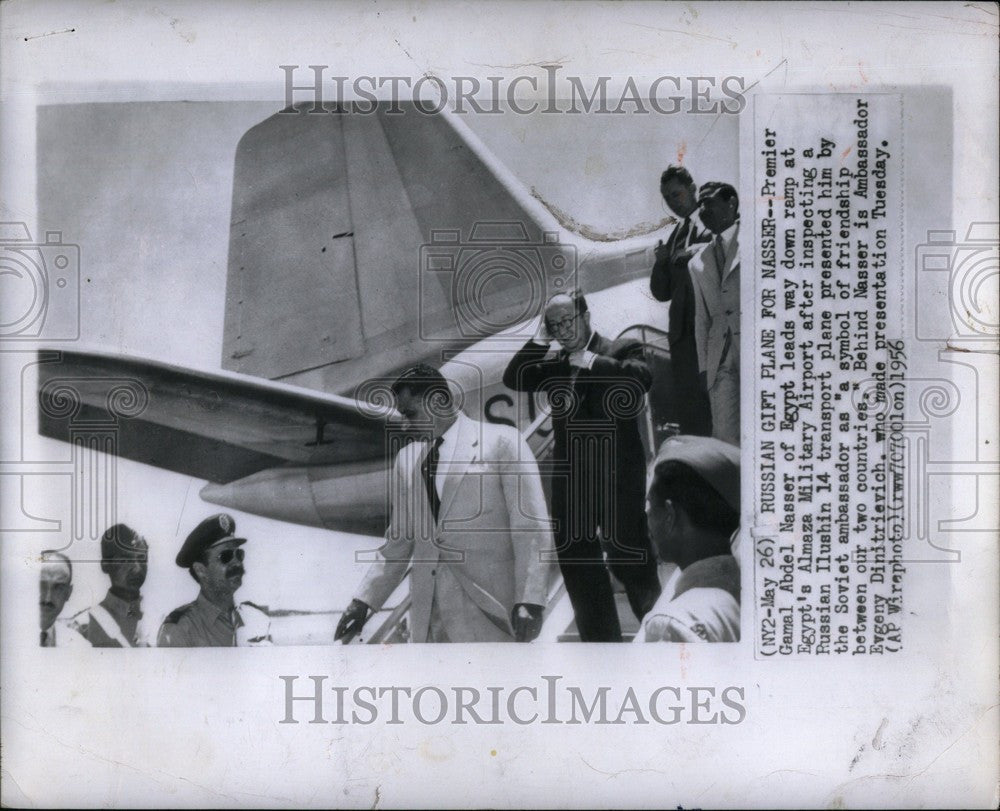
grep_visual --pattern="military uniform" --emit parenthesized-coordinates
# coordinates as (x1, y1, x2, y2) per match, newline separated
(637, 436, 742, 643)
(635, 554, 740, 642)
(158, 594, 271, 647)
(158, 513, 272, 647)
(70, 590, 149, 648)
(73, 523, 152, 646)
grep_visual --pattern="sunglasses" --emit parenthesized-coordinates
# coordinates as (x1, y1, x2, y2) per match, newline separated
(215, 548, 245, 565)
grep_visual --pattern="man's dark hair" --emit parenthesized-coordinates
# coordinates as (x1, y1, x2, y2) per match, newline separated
(649, 460, 739, 536)
(546, 287, 589, 317)
(391, 363, 454, 406)
(699, 181, 740, 213)
(41, 549, 72, 582)
(660, 165, 694, 187)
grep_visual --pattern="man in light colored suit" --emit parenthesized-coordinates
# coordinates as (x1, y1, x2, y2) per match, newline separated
(688, 182, 741, 446)
(336, 364, 554, 643)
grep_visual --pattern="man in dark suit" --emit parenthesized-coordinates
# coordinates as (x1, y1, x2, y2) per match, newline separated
(503, 289, 662, 641)
(649, 165, 713, 437)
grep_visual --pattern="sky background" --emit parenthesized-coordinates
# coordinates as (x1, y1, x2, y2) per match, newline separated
(25, 99, 738, 629)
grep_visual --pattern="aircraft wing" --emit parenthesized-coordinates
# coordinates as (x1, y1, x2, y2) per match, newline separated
(36, 349, 399, 485)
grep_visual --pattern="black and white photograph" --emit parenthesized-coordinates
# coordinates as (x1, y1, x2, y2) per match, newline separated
(25, 91, 739, 649)
(2, 2, 997, 808)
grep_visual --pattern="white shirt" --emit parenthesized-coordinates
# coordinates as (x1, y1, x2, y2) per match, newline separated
(530, 331, 600, 373)
(431, 412, 468, 499)
(570, 331, 600, 373)
(678, 210, 706, 250)
(713, 219, 740, 270)
(635, 554, 741, 643)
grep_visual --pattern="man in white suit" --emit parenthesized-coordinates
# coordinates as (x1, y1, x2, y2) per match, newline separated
(336, 364, 555, 643)
(688, 182, 741, 446)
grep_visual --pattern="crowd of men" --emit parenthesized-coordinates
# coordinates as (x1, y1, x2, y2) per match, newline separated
(40, 166, 741, 647)
(39, 516, 272, 648)
(335, 166, 742, 645)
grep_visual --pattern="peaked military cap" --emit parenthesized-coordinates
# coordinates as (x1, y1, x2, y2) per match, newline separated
(175, 513, 246, 568)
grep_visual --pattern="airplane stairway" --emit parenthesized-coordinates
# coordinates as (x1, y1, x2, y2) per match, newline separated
(354, 324, 678, 645)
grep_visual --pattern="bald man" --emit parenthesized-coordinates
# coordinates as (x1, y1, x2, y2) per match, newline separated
(503, 289, 662, 641)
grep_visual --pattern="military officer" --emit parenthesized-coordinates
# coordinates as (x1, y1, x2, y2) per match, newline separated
(69, 523, 150, 647)
(638, 435, 741, 643)
(157, 513, 272, 647)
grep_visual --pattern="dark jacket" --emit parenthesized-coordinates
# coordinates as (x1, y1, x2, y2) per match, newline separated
(649, 216, 712, 345)
(502, 332, 652, 534)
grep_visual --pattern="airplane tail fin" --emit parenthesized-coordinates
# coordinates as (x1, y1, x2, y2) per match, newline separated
(222, 102, 567, 387)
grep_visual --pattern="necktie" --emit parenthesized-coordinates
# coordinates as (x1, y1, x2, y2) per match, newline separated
(714, 234, 727, 282)
(686, 218, 699, 247)
(675, 218, 690, 250)
(421, 436, 444, 523)
(41, 629, 50, 647)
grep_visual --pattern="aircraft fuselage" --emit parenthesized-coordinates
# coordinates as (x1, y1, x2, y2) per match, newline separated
(200, 277, 668, 536)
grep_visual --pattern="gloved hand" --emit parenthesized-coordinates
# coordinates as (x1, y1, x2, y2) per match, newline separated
(512, 603, 544, 642)
(334, 598, 371, 643)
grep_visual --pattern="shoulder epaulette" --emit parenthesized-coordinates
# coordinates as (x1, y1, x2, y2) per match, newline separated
(162, 602, 195, 625)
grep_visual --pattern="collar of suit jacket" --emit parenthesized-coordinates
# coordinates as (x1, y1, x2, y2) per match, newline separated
(558, 330, 601, 358)
(714, 218, 740, 258)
